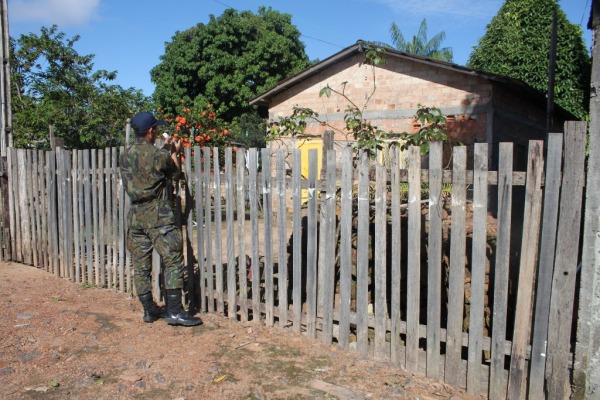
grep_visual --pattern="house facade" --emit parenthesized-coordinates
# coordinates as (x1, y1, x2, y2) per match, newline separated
(250, 41, 574, 170)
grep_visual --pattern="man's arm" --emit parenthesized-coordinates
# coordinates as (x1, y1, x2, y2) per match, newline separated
(162, 138, 182, 180)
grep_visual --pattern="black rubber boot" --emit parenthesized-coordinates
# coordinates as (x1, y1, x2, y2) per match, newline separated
(138, 292, 164, 323)
(164, 290, 202, 326)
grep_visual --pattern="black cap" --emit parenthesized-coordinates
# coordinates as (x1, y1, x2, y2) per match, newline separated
(131, 112, 166, 133)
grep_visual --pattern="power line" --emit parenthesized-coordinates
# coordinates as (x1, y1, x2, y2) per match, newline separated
(580, 0, 590, 26)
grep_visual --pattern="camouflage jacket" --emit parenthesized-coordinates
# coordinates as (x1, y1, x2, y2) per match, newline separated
(120, 137, 178, 229)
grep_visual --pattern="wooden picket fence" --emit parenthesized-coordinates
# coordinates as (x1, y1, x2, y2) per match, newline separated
(0, 121, 587, 399)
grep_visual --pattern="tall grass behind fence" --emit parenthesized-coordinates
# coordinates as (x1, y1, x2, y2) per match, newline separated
(1, 121, 587, 399)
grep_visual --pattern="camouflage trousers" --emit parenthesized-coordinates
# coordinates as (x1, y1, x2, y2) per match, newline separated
(126, 224, 184, 295)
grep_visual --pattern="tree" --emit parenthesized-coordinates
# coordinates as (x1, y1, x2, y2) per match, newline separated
(378, 19, 453, 62)
(467, 0, 590, 120)
(11, 25, 152, 149)
(151, 7, 311, 123)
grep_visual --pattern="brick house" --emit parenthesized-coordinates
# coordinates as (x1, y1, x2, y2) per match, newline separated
(250, 41, 575, 170)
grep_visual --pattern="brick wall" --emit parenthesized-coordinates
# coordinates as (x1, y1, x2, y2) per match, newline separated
(269, 53, 494, 145)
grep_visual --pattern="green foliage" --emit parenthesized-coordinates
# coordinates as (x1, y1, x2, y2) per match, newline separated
(151, 7, 311, 123)
(467, 0, 590, 120)
(398, 105, 448, 154)
(10, 26, 152, 149)
(229, 112, 267, 149)
(377, 19, 453, 62)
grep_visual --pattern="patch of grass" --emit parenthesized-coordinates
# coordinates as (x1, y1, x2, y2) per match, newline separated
(80, 282, 95, 289)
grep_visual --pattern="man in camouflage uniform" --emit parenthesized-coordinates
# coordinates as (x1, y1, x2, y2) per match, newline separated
(120, 111, 201, 326)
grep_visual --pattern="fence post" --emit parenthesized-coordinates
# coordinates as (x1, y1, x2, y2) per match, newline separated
(0, 155, 9, 260)
(573, 2, 600, 397)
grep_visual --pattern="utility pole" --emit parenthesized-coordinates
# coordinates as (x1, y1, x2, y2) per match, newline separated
(0, 0, 10, 157)
(573, 0, 600, 398)
(0, 0, 9, 261)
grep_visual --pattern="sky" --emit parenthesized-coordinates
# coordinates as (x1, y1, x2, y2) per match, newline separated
(6, 0, 593, 97)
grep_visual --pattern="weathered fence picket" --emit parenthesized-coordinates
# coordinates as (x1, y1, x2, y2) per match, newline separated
(446, 146, 468, 386)
(390, 146, 402, 366)
(356, 150, 369, 355)
(546, 122, 586, 400)
(489, 143, 513, 399)
(276, 149, 288, 328)
(262, 148, 274, 326)
(1, 125, 590, 399)
(339, 146, 353, 350)
(427, 141, 443, 378)
(467, 142, 488, 395)
(306, 149, 318, 338)
(226, 148, 236, 320)
(406, 146, 422, 370)
(508, 140, 544, 399)
(291, 148, 302, 332)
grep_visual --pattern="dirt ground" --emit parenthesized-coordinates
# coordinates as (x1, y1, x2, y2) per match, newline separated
(0, 262, 482, 400)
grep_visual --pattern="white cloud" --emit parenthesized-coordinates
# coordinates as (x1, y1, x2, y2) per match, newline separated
(373, 0, 503, 19)
(9, 0, 101, 26)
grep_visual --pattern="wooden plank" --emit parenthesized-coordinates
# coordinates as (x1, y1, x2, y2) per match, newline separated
(111, 148, 119, 289)
(262, 148, 274, 326)
(26, 151, 38, 268)
(34, 150, 44, 268)
(56, 149, 64, 275)
(406, 146, 422, 371)
(276, 149, 288, 327)
(78, 151, 86, 281)
(27, 151, 39, 268)
(194, 147, 205, 311)
(204, 147, 214, 312)
(225, 148, 236, 320)
(292, 148, 302, 332)
(374, 161, 387, 359)
(47, 151, 58, 274)
(182, 147, 193, 304)
(103, 148, 112, 288)
(98, 150, 106, 287)
(91, 150, 99, 284)
(467, 143, 489, 395)
(6, 148, 16, 261)
(0, 156, 8, 262)
(427, 141, 443, 377)
(213, 148, 224, 313)
(489, 143, 514, 400)
(390, 146, 402, 365)
(356, 150, 370, 355)
(64, 149, 74, 278)
(118, 147, 126, 292)
(445, 146, 467, 387)
(546, 122, 586, 400)
(311, 379, 368, 400)
(321, 150, 336, 344)
(25, 150, 36, 266)
(6, 148, 17, 261)
(38, 150, 48, 271)
(72, 151, 81, 283)
(82, 150, 94, 284)
(339, 147, 353, 350)
(507, 141, 544, 399)
(58, 148, 67, 275)
(17, 149, 32, 264)
(248, 148, 260, 322)
(236, 148, 248, 321)
(527, 133, 562, 399)
(306, 149, 318, 338)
